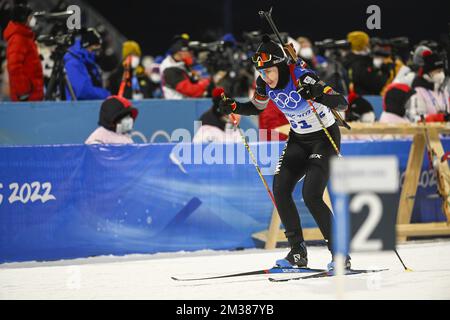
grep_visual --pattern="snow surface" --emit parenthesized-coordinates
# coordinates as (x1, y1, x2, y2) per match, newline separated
(1, 240, 449, 300)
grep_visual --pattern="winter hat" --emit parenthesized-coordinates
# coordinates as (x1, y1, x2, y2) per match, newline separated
(122, 41, 142, 59)
(81, 28, 102, 48)
(10, 1, 33, 23)
(212, 87, 225, 112)
(383, 83, 414, 117)
(346, 93, 374, 121)
(222, 33, 237, 47)
(11, 3, 32, 23)
(252, 34, 286, 70)
(168, 34, 190, 54)
(422, 50, 444, 74)
(98, 96, 138, 131)
(347, 31, 370, 52)
(412, 45, 431, 68)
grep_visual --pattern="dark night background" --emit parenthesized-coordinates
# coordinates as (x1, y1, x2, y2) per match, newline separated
(89, 0, 450, 55)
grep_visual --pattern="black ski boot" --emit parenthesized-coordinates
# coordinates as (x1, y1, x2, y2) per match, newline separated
(327, 255, 351, 271)
(276, 241, 308, 268)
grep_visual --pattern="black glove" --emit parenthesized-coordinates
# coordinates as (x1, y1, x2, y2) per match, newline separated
(296, 73, 325, 101)
(218, 94, 237, 115)
(18, 93, 30, 101)
(444, 113, 450, 122)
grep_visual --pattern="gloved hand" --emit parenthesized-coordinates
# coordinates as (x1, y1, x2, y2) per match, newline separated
(423, 113, 450, 122)
(296, 73, 325, 101)
(218, 94, 237, 115)
(444, 113, 450, 122)
(18, 93, 30, 101)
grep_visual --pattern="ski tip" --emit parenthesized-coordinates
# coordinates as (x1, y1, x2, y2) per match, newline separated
(268, 278, 288, 282)
(171, 277, 180, 281)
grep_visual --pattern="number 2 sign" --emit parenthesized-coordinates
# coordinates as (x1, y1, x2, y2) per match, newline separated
(331, 157, 399, 255)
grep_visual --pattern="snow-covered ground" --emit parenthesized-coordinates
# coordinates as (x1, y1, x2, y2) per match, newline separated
(1, 240, 449, 300)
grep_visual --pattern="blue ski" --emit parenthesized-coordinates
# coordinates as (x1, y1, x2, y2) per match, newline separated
(171, 266, 325, 282)
(268, 268, 389, 282)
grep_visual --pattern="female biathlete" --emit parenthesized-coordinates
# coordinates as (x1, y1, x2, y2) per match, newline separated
(219, 36, 349, 270)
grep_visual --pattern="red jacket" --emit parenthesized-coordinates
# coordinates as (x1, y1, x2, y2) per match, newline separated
(258, 100, 289, 141)
(3, 21, 44, 101)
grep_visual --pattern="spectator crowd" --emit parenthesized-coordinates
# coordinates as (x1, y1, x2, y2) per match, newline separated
(1, 1, 449, 144)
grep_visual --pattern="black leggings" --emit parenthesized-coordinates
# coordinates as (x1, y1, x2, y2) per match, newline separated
(273, 123, 341, 251)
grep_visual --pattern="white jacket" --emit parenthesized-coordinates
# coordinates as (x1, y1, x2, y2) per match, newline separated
(85, 127, 134, 144)
(406, 87, 450, 122)
(159, 55, 187, 99)
(192, 125, 242, 144)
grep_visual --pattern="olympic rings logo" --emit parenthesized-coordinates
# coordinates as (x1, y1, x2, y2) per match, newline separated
(268, 90, 302, 109)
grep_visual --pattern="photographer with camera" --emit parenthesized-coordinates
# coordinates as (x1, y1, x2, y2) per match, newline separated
(63, 28, 110, 101)
(3, 1, 43, 102)
(313, 38, 350, 96)
(107, 40, 155, 99)
(371, 45, 402, 96)
(344, 31, 389, 95)
(190, 34, 255, 98)
(160, 35, 211, 99)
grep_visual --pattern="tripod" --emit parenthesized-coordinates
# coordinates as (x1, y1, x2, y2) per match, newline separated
(45, 44, 76, 101)
(328, 49, 349, 96)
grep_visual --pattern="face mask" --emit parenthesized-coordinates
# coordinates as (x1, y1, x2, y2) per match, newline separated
(360, 112, 376, 123)
(150, 73, 161, 83)
(116, 116, 134, 134)
(89, 46, 101, 55)
(28, 16, 37, 28)
(131, 55, 140, 69)
(299, 47, 313, 59)
(431, 71, 445, 86)
(142, 57, 154, 69)
(373, 57, 384, 69)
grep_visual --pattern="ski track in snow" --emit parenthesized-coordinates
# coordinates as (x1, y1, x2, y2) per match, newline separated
(1, 240, 449, 299)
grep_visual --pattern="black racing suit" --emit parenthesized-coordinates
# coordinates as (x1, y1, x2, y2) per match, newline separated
(232, 64, 348, 252)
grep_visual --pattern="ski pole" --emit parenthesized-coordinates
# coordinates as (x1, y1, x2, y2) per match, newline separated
(305, 99, 342, 158)
(118, 56, 132, 97)
(395, 249, 413, 272)
(223, 95, 279, 211)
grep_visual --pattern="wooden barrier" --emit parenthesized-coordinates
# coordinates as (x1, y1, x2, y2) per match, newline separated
(253, 122, 450, 249)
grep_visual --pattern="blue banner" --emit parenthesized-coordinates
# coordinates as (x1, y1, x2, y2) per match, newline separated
(0, 99, 257, 145)
(0, 97, 383, 145)
(0, 137, 447, 263)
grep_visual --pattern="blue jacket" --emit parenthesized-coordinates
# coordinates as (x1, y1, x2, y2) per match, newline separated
(64, 39, 110, 100)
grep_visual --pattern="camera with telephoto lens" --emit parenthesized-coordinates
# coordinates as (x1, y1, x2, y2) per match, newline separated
(314, 39, 351, 50)
(36, 33, 76, 48)
(371, 37, 409, 49)
(189, 40, 247, 75)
